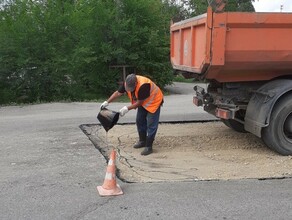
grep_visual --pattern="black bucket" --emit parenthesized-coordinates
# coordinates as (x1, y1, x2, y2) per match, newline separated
(97, 108, 120, 132)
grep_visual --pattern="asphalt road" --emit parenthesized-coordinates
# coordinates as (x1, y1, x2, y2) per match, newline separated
(1, 82, 291, 220)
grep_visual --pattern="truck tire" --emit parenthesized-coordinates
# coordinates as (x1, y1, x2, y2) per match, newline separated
(221, 119, 247, 133)
(262, 94, 292, 155)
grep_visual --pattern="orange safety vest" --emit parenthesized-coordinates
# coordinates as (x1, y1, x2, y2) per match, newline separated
(126, 75, 163, 113)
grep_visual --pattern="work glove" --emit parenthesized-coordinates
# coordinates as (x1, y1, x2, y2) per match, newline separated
(119, 106, 129, 117)
(100, 101, 109, 110)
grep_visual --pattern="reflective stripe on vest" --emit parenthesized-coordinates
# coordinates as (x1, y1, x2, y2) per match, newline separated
(143, 82, 159, 109)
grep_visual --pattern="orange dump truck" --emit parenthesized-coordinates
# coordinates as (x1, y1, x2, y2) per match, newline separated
(170, 7, 292, 155)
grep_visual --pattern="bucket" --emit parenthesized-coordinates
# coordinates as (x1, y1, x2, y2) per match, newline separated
(97, 108, 120, 132)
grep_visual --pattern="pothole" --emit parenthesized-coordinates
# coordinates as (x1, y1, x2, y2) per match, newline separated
(80, 122, 292, 183)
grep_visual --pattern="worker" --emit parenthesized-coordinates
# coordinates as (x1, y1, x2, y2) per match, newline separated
(100, 74, 164, 156)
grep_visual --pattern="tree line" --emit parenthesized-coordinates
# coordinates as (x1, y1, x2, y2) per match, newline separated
(0, 0, 255, 104)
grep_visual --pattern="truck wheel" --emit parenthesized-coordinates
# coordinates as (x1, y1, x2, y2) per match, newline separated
(221, 119, 246, 133)
(262, 94, 292, 155)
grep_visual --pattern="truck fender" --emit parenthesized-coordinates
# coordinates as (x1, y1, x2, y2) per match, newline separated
(244, 79, 292, 137)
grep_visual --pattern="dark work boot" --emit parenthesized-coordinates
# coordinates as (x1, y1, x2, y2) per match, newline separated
(141, 137, 154, 156)
(133, 132, 146, 149)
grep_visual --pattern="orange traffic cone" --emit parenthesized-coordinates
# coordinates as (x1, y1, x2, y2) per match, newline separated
(97, 150, 123, 196)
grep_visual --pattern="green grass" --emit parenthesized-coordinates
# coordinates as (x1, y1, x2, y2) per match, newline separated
(115, 95, 130, 102)
(173, 75, 195, 83)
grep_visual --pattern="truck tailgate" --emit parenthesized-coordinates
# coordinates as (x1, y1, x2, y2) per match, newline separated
(170, 7, 292, 82)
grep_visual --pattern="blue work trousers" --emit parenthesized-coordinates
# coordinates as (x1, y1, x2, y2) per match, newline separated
(136, 106, 161, 140)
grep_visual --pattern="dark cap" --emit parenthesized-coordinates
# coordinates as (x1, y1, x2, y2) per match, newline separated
(125, 74, 137, 92)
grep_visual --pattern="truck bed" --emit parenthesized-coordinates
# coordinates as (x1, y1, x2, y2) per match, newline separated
(170, 7, 292, 82)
